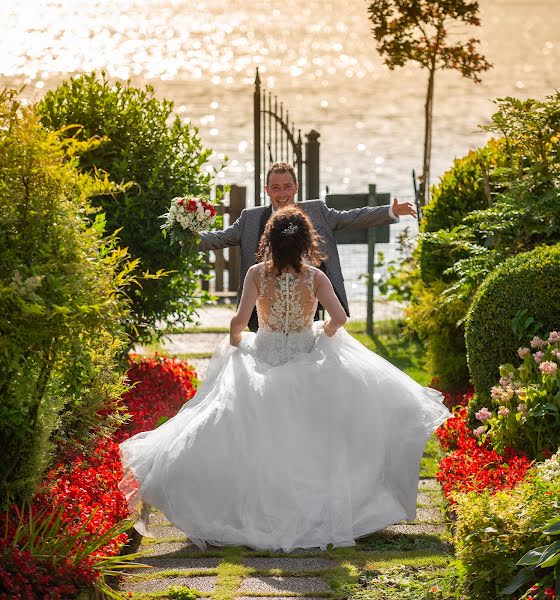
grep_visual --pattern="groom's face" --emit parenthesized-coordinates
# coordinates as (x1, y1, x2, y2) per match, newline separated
(265, 171, 298, 211)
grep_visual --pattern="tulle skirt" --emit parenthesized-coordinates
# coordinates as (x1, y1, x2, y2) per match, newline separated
(119, 323, 451, 551)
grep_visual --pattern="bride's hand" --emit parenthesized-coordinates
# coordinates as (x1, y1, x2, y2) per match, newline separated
(323, 320, 338, 337)
(230, 333, 242, 347)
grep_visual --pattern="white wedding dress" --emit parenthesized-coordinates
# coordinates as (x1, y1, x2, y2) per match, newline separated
(119, 263, 451, 551)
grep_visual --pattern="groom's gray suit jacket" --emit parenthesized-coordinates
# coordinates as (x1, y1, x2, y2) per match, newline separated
(198, 200, 397, 316)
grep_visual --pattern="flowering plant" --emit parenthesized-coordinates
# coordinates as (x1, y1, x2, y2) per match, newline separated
(116, 353, 197, 440)
(472, 331, 560, 459)
(160, 195, 218, 251)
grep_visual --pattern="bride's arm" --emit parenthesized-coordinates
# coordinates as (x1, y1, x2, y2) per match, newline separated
(229, 266, 259, 346)
(314, 270, 347, 337)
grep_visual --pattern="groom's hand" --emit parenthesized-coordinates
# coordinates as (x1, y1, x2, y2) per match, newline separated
(392, 198, 417, 218)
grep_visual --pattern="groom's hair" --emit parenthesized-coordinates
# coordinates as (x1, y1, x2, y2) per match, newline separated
(266, 162, 297, 185)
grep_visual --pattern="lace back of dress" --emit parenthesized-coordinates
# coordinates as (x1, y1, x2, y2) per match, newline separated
(256, 263, 317, 334)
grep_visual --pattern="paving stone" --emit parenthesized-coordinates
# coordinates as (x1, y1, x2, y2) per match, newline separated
(416, 492, 442, 507)
(418, 478, 439, 492)
(120, 575, 216, 593)
(239, 576, 329, 594)
(243, 557, 336, 572)
(385, 522, 448, 536)
(144, 524, 188, 540)
(139, 540, 209, 556)
(414, 507, 446, 524)
(146, 510, 170, 526)
(137, 557, 219, 571)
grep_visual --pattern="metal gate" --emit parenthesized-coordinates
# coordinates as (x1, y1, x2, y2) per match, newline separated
(253, 67, 320, 205)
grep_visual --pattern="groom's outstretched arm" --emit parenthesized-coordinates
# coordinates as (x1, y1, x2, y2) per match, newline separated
(197, 210, 244, 251)
(321, 202, 398, 231)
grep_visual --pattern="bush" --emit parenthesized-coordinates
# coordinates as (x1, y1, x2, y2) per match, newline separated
(0, 90, 133, 504)
(454, 452, 560, 599)
(405, 140, 505, 391)
(419, 138, 504, 283)
(465, 244, 560, 426)
(405, 281, 470, 391)
(408, 93, 560, 392)
(38, 72, 222, 345)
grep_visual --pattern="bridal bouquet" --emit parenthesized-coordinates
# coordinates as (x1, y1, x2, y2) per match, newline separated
(160, 195, 218, 251)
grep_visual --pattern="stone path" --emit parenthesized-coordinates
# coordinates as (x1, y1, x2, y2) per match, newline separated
(117, 476, 449, 599)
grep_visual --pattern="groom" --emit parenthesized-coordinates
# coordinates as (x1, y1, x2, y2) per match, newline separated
(198, 162, 416, 332)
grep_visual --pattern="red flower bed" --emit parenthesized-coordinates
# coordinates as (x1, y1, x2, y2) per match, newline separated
(115, 353, 197, 441)
(2, 354, 198, 599)
(435, 403, 532, 504)
(0, 539, 97, 600)
(40, 437, 130, 556)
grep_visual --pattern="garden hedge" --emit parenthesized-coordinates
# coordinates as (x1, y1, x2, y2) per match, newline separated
(38, 72, 219, 345)
(465, 244, 560, 423)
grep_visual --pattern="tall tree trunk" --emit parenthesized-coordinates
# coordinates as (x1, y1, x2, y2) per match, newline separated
(421, 65, 436, 206)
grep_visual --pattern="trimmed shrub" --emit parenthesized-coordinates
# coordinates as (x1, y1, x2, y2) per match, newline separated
(38, 72, 221, 345)
(465, 244, 560, 425)
(0, 90, 132, 504)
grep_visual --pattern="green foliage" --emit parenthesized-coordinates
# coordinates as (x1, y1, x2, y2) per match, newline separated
(426, 93, 560, 305)
(405, 281, 470, 391)
(419, 138, 505, 282)
(454, 453, 560, 599)
(375, 226, 417, 302)
(38, 72, 223, 345)
(366, 0, 491, 78)
(404, 140, 506, 391)
(504, 514, 560, 598)
(465, 245, 560, 426)
(407, 93, 560, 391)
(0, 89, 133, 504)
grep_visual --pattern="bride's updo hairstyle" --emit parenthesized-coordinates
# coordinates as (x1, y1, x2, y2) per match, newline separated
(256, 205, 326, 273)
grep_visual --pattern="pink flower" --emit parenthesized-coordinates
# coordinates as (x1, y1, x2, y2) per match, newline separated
(491, 386, 503, 400)
(548, 331, 560, 344)
(553, 350, 560, 360)
(533, 351, 545, 363)
(498, 406, 510, 417)
(473, 426, 485, 437)
(518, 347, 531, 359)
(475, 407, 492, 422)
(530, 336, 546, 349)
(539, 361, 558, 375)
(517, 403, 527, 414)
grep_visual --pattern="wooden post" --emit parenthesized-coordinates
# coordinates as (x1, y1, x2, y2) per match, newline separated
(228, 185, 246, 293)
(305, 129, 320, 200)
(254, 68, 261, 206)
(366, 185, 376, 338)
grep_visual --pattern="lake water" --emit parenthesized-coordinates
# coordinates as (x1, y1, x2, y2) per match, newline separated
(2, 0, 559, 300)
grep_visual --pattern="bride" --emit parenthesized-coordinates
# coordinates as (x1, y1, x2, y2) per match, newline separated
(119, 205, 451, 552)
